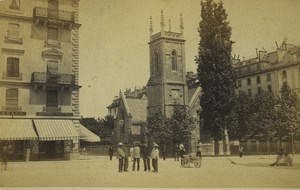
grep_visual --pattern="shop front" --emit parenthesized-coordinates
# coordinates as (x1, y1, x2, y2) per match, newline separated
(32, 119, 78, 160)
(0, 119, 38, 161)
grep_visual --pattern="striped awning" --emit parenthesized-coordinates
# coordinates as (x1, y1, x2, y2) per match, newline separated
(0, 119, 38, 140)
(79, 124, 101, 142)
(33, 120, 78, 141)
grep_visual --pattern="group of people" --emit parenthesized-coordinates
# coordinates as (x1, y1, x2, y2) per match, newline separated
(114, 142, 159, 173)
(270, 148, 293, 166)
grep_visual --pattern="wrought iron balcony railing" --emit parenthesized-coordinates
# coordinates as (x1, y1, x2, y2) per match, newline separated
(33, 7, 74, 22)
(31, 72, 75, 86)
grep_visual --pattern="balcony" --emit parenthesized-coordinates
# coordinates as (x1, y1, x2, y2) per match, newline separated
(31, 72, 75, 89)
(36, 106, 73, 116)
(33, 7, 74, 27)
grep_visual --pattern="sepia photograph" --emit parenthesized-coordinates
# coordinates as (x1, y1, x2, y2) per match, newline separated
(0, 0, 300, 188)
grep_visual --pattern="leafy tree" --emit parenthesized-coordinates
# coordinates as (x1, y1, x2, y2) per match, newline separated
(146, 111, 172, 144)
(274, 83, 300, 148)
(80, 117, 101, 136)
(228, 91, 252, 141)
(196, 0, 236, 155)
(166, 105, 195, 144)
(98, 115, 114, 141)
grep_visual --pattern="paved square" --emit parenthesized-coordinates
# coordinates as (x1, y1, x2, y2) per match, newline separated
(0, 155, 299, 188)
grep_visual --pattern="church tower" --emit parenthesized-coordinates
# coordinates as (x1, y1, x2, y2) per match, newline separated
(147, 11, 188, 118)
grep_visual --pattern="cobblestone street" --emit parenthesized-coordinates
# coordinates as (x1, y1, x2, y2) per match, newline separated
(1, 154, 300, 188)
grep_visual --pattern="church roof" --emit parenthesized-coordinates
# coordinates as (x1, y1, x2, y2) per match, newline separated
(125, 98, 148, 123)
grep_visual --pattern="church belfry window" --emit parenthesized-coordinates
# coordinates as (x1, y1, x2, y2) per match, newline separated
(171, 50, 177, 71)
(155, 52, 159, 73)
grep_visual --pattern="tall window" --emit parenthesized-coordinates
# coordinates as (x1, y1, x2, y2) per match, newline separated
(238, 80, 242, 87)
(282, 70, 287, 81)
(46, 90, 58, 108)
(247, 89, 252, 97)
(9, 0, 20, 10)
(7, 57, 19, 77)
(47, 27, 58, 41)
(257, 87, 262, 93)
(6, 89, 18, 110)
(268, 85, 272, 92)
(267, 73, 271, 82)
(247, 78, 251, 86)
(171, 50, 177, 71)
(256, 76, 261, 84)
(7, 23, 20, 41)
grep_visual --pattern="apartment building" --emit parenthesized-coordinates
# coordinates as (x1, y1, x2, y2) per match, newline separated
(0, 0, 81, 161)
(235, 43, 300, 97)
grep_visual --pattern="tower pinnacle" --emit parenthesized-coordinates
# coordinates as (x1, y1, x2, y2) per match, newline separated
(149, 16, 153, 36)
(180, 13, 184, 34)
(160, 10, 165, 32)
(168, 19, 172, 32)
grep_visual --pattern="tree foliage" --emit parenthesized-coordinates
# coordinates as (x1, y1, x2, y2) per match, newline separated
(146, 106, 195, 145)
(196, 0, 236, 144)
(166, 105, 195, 144)
(228, 91, 252, 141)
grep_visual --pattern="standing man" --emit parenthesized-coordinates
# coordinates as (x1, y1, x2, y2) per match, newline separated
(123, 143, 129, 172)
(1, 146, 8, 171)
(196, 141, 202, 158)
(151, 143, 159, 172)
(162, 144, 166, 160)
(239, 145, 244, 158)
(141, 143, 151, 171)
(116, 142, 125, 172)
(132, 142, 141, 171)
(108, 145, 114, 160)
(174, 144, 179, 161)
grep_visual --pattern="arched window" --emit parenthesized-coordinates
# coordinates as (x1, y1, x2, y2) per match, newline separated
(171, 50, 177, 71)
(6, 88, 18, 110)
(7, 57, 19, 77)
(7, 23, 20, 40)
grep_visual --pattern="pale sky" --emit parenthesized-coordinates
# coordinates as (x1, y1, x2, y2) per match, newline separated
(79, 0, 300, 118)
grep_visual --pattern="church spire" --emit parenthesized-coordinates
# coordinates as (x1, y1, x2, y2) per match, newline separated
(180, 13, 184, 34)
(168, 19, 172, 32)
(160, 10, 165, 32)
(149, 16, 153, 36)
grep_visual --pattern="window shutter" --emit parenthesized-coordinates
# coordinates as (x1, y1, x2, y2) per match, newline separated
(6, 89, 18, 110)
(7, 57, 19, 77)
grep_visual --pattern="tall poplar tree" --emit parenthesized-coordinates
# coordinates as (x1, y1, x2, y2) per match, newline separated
(196, 0, 236, 155)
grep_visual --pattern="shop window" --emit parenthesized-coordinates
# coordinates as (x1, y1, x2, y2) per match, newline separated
(6, 88, 19, 110)
(171, 50, 177, 71)
(6, 57, 19, 77)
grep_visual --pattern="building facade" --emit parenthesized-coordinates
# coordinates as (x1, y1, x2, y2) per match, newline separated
(234, 43, 300, 96)
(0, 0, 81, 161)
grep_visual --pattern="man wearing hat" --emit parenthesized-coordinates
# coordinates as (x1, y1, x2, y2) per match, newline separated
(116, 142, 125, 172)
(151, 143, 159, 172)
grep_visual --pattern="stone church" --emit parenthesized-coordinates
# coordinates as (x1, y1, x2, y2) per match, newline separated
(107, 11, 202, 154)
